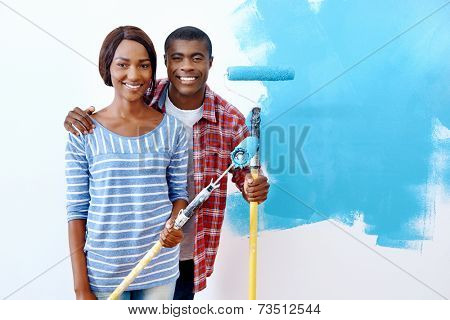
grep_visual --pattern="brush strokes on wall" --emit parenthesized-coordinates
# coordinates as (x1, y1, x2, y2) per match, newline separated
(227, 0, 450, 248)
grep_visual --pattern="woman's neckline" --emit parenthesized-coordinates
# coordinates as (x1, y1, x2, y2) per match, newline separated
(90, 113, 166, 139)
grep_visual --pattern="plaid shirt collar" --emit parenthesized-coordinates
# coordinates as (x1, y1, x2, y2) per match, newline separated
(152, 79, 217, 123)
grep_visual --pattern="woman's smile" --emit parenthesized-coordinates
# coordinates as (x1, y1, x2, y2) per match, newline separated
(122, 82, 144, 90)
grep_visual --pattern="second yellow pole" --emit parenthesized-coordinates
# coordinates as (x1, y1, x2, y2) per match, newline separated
(248, 168, 259, 300)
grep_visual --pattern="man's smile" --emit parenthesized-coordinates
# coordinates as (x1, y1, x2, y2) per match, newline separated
(176, 76, 199, 83)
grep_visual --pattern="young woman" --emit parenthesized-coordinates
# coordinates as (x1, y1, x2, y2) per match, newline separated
(65, 26, 188, 300)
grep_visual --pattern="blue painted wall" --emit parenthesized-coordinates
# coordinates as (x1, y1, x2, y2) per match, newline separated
(227, 0, 450, 248)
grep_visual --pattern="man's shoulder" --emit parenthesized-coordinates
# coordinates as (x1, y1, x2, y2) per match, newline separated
(149, 79, 169, 107)
(156, 78, 169, 88)
(154, 78, 169, 98)
(208, 87, 246, 122)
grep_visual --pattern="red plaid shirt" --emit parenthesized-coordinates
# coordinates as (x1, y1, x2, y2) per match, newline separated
(149, 79, 249, 292)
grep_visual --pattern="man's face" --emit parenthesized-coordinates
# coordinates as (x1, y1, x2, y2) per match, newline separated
(165, 39, 212, 97)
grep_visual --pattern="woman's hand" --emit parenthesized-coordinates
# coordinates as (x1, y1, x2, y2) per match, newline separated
(160, 219, 184, 248)
(63, 106, 96, 135)
(75, 289, 97, 300)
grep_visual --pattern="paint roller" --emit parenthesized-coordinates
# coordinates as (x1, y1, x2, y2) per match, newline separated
(226, 65, 295, 300)
(227, 66, 295, 81)
(107, 137, 258, 300)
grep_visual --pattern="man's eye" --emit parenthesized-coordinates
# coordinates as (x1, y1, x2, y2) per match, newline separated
(172, 57, 182, 61)
(193, 57, 203, 62)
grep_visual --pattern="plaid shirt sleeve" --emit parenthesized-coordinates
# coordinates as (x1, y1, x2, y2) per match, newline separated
(230, 114, 250, 193)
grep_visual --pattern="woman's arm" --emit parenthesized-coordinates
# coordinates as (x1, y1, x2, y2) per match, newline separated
(68, 220, 96, 300)
(161, 119, 189, 248)
(65, 131, 95, 299)
(160, 199, 188, 248)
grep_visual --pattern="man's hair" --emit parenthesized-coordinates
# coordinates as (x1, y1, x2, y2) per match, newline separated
(164, 26, 212, 58)
(98, 26, 157, 98)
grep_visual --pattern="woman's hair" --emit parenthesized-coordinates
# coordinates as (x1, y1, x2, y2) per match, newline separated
(99, 26, 157, 99)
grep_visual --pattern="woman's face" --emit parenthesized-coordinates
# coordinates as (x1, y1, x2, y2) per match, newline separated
(110, 39, 152, 102)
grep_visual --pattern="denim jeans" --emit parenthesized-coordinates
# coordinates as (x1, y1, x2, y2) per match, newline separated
(94, 281, 177, 300)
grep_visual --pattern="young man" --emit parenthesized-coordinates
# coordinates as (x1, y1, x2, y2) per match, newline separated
(63, 26, 270, 299)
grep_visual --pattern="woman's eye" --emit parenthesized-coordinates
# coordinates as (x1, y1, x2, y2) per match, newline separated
(118, 63, 127, 68)
(141, 64, 150, 69)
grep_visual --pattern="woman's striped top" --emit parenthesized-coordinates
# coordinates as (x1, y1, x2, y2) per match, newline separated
(65, 114, 188, 292)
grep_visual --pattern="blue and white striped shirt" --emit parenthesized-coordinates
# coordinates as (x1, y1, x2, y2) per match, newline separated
(65, 114, 188, 292)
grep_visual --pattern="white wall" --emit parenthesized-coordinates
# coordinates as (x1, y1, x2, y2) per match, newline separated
(197, 189, 450, 299)
(0, 0, 448, 300)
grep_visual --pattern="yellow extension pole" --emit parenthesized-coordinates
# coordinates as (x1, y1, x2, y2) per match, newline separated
(107, 167, 231, 300)
(108, 241, 163, 300)
(248, 168, 259, 300)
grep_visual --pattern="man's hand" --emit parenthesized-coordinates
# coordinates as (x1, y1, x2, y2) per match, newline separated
(160, 219, 184, 248)
(63, 107, 96, 136)
(243, 173, 270, 204)
(75, 289, 97, 300)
